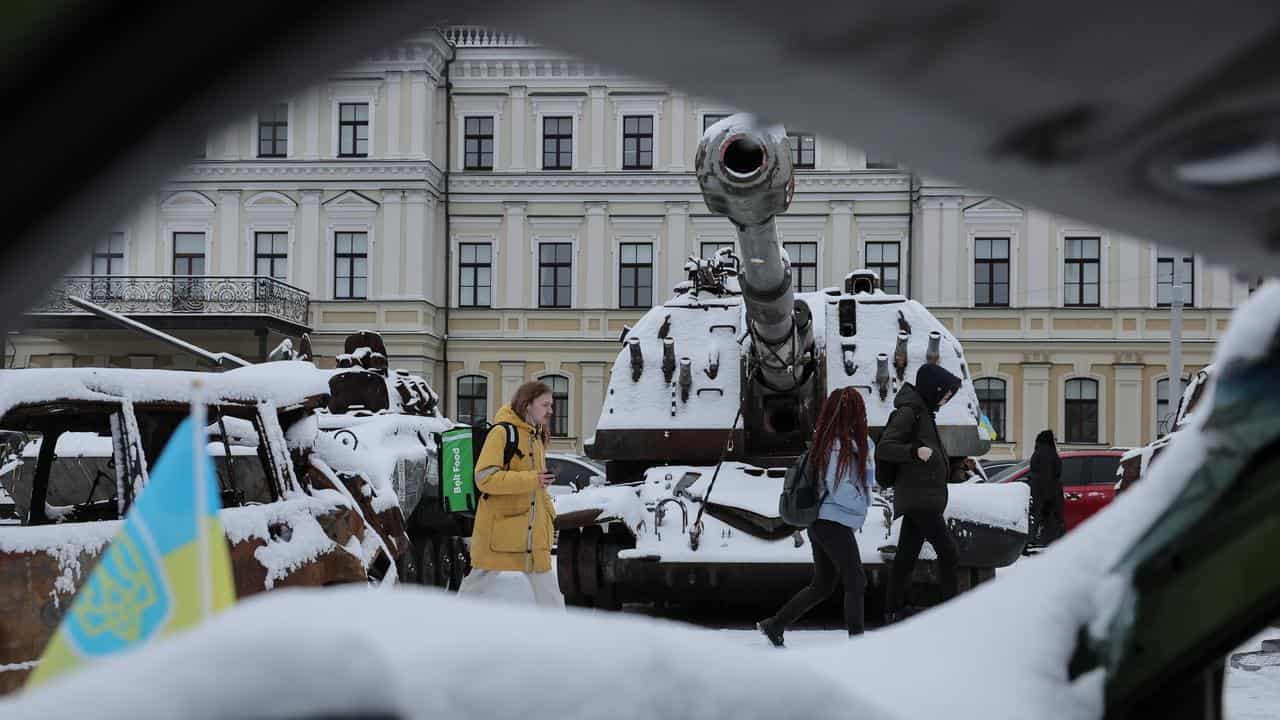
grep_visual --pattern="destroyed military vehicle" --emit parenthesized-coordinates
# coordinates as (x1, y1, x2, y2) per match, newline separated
(554, 116, 1029, 613)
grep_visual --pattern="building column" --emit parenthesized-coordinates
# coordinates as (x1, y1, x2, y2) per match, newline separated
(404, 189, 426, 298)
(299, 190, 322, 297)
(1021, 363, 1051, 456)
(589, 85, 607, 172)
(1114, 364, 1145, 448)
(384, 71, 402, 159)
(665, 202, 689, 297)
(581, 362, 608, 445)
(668, 92, 687, 171)
(504, 202, 527, 307)
(828, 139, 851, 171)
(304, 85, 321, 160)
(940, 198, 963, 306)
(217, 190, 241, 274)
(585, 202, 608, 307)
(501, 361, 527, 407)
(510, 86, 527, 171)
(830, 201, 855, 285)
(380, 190, 403, 298)
(409, 71, 429, 160)
(427, 195, 444, 306)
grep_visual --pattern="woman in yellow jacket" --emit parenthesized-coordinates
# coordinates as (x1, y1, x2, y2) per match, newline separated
(458, 380, 565, 608)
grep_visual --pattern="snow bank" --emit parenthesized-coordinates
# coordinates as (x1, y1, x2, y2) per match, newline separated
(552, 484, 643, 528)
(0, 586, 894, 720)
(313, 414, 452, 515)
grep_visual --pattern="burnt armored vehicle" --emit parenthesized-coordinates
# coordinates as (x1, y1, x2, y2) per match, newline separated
(556, 115, 1028, 611)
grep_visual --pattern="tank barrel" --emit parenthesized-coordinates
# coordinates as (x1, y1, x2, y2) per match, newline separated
(696, 113, 809, 390)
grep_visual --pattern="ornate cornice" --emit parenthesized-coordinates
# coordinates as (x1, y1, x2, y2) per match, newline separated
(173, 162, 446, 192)
(448, 172, 908, 195)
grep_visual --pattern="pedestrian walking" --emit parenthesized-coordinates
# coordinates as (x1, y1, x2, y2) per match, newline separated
(457, 380, 565, 608)
(758, 387, 875, 646)
(1028, 429, 1065, 546)
(877, 364, 963, 622)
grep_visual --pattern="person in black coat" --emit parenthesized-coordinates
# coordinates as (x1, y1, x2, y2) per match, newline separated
(1028, 429, 1065, 546)
(876, 363, 964, 621)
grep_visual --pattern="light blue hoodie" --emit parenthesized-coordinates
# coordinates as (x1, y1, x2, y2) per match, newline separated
(817, 438, 876, 530)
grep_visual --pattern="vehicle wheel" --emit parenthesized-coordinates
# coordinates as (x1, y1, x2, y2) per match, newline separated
(416, 533, 439, 586)
(557, 529, 584, 605)
(397, 543, 418, 584)
(449, 536, 467, 589)
(436, 537, 456, 591)
(577, 528, 601, 600)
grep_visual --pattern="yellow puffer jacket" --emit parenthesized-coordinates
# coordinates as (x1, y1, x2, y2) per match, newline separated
(468, 404, 556, 573)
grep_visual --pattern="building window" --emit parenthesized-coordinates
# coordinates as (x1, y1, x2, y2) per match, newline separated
(538, 242, 572, 308)
(974, 237, 1010, 307)
(258, 103, 288, 158)
(458, 243, 492, 307)
(173, 232, 205, 276)
(542, 116, 573, 170)
(1064, 237, 1101, 307)
(865, 241, 901, 295)
(622, 115, 654, 170)
(701, 242, 731, 259)
(464, 116, 494, 170)
(619, 242, 654, 308)
(1064, 378, 1099, 444)
(783, 242, 818, 292)
(702, 114, 729, 132)
(1157, 253, 1194, 307)
(93, 232, 125, 276)
(1155, 376, 1191, 437)
(338, 102, 369, 158)
(541, 374, 570, 437)
(456, 375, 488, 426)
(254, 232, 289, 281)
(334, 231, 368, 299)
(974, 378, 1007, 441)
(789, 134, 815, 169)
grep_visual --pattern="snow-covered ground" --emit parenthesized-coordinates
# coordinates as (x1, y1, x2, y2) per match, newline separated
(1225, 627, 1280, 720)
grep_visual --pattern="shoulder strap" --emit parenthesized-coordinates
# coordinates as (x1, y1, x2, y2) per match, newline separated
(493, 422, 523, 466)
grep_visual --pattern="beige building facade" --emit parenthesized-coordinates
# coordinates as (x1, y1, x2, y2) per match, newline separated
(11, 27, 1251, 459)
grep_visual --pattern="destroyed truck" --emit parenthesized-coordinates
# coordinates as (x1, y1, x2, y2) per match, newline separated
(0, 362, 416, 694)
(554, 115, 1029, 613)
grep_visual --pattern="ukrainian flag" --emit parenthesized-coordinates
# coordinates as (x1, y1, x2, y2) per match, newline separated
(978, 413, 999, 442)
(26, 411, 236, 687)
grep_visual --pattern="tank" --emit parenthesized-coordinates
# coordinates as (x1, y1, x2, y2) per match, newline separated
(558, 115, 1027, 612)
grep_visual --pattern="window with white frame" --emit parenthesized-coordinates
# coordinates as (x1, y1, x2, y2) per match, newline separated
(1156, 376, 1190, 437)
(1156, 251, 1194, 307)
(974, 237, 1010, 307)
(622, 115, 654, 170)
(90, 232, 125, 301)
(542, 117, 573, 170)
(974, 378, 1007, 441)
(1065, 378, 1099, 443)
(541, 374, 570, 437)
(172, 232, 205, 302)
(254, 232, 289, 281)
(538, 242, 572, 308)
(865, 241, 901, 295)
(334, 231, 368, 299)
(788, 133, 815, 169)
(258, 103, 288, 158)
(702, 114, 729, 132)
(1064, 237, 1101, 307)
(464, 116, 494, 170)
(456, 375, 488, 426)
(619, 242, 654, 308)
(338, 103, 369, 158)
(783, 242, 818, 292)
(458, 242, 492, 307)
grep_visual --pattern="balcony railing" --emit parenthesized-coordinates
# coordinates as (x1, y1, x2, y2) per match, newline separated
(442, 25, 533, 47)
(30, 275, 310, 326)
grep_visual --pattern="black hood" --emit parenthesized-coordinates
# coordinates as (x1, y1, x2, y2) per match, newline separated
(914, 364, 963, 412)
(1035, 429, 1058, 448)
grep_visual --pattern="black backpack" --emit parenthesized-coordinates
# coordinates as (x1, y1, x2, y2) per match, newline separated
(469, 421, 525, 502)
(779, 448, 827, 528)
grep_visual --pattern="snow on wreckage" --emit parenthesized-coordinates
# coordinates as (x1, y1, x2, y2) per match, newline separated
(0, 353, 440, 694)
(555, 114, 1028, 612)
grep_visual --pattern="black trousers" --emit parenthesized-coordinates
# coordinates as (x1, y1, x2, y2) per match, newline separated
(771, 519, 867, 635)
(889, 510, 960, 611)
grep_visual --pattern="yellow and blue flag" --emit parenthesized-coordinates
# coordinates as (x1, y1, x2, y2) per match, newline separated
(27, 407, 236, 687)
(978, 414, 999, 442)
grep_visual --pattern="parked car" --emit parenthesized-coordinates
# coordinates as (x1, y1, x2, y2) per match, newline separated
(979, 458, 1020, 478)
(545, 452, 606, 497)
(990, 449, 1127, 531)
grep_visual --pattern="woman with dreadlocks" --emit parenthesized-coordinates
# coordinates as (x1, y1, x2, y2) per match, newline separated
(757, 387, 875, 646)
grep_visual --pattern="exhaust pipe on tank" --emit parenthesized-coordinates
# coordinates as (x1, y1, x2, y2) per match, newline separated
(927, 331, 942, 365)
(662, 337, 676, 383)
(679, 358, 692, 402)
(876, 353, 891, 401)
(894, 333, 909, 380)
(629, 337, 643, 381)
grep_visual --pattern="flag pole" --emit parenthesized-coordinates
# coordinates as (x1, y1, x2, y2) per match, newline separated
(191, 377, 212, 618)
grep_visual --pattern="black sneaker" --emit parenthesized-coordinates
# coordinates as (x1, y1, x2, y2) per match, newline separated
(756, 619, 785, 648)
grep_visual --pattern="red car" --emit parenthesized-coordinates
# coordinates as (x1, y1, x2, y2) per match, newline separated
(987, 449, 1127, 531)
